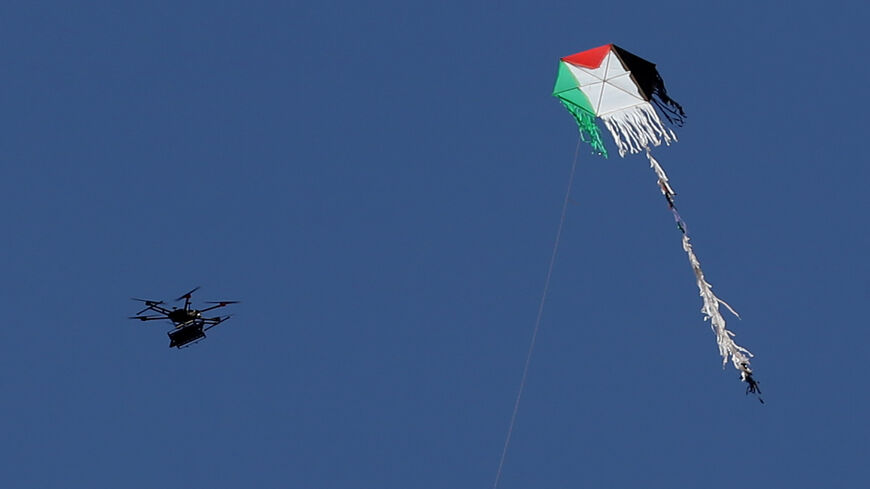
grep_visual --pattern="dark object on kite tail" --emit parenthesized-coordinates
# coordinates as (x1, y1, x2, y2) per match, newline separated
(612, 45, 686, 126)
(740, 363, 764, 404)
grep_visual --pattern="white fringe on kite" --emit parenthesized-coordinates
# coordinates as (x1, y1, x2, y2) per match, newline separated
(601, 103, 676, 157)
(681, 233, 753, 372)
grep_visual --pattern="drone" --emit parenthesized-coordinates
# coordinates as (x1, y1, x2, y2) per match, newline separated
(129, 287, 238, 348)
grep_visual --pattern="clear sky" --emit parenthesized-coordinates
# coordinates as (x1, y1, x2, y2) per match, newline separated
(2, 1, 868, 488)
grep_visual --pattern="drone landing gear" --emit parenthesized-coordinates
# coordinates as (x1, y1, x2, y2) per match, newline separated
(168, 322, 207, 349)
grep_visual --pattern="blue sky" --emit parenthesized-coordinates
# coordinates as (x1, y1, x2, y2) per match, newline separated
(2, 1, 868, 488)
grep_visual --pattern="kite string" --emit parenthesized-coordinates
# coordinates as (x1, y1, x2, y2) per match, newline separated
(492, 139, 581, 489)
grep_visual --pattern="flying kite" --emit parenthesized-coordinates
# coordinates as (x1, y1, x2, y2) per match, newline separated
(553, 44, 762, 402)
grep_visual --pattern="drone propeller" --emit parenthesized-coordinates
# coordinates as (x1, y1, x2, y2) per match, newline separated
(131, 298, 166, 315)
(175, 286, 201, 302)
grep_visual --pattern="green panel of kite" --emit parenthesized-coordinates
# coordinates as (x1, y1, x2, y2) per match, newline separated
(553, 62, 607, 156)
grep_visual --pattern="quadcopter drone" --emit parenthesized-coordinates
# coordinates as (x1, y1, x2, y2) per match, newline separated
(129, 287, 238, 348)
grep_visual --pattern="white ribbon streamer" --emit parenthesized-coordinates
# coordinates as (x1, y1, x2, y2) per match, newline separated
(601, 103, 676, 156)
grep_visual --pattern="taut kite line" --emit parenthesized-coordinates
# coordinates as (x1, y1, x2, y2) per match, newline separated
(553, 44, 762, 402)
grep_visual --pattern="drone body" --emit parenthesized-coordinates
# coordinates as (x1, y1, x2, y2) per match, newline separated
(130, 287, 238, 348)
(167, 308, 202, 324)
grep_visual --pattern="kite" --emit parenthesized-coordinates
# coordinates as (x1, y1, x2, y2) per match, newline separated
(553, 44, 762, 402)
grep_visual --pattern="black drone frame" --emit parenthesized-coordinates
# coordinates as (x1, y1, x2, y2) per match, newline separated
(129, 287, 238, 348)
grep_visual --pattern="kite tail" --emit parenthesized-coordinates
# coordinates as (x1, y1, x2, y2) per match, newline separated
(644, 150, 759, 396)
(681, 233, 753, 369)
(560, 101, 607, 156)
(601, 103, 675, 157)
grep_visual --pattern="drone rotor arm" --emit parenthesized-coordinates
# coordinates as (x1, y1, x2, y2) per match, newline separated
(137, 305, 172, 315)
(199, 301, 240, 313)
(131, 298, 172, 315)
(203, 315, 232, 331)
(128, 315, 170, 322)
